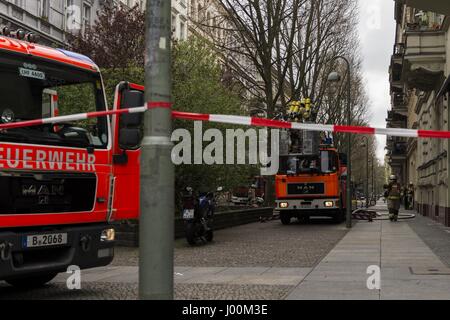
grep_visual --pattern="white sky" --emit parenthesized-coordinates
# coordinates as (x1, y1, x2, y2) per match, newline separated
(358, 0, 396, 163)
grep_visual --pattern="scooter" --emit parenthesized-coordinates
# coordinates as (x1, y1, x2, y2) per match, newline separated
(182, 186, 223, 245)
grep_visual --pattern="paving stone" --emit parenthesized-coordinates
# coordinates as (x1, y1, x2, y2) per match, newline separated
(286, 202, 450, 300)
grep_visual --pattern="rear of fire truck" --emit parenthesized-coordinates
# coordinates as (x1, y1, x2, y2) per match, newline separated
(275, 99, 348, 224)
(0, 31, 142, 287)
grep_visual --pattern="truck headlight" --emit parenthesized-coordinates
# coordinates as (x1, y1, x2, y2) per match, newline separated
(101, 228, 115, 242)
(324, 201, 334, 208)
(279, 202, 289, 208)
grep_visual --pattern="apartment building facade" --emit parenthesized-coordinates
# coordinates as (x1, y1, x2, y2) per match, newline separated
(387, 0, 450, 225)
(0, 0, 186, 46)
(0, 0, 113, 46)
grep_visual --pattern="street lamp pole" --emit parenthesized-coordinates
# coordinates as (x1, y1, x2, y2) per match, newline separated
(362, 136, 369, 208)
(327, 56, 352, 228)
(140, 0, 174, 300)
(372, 155, 375, 202)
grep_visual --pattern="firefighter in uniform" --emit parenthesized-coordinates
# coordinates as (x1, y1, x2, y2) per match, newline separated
(385, 175, 402, 221)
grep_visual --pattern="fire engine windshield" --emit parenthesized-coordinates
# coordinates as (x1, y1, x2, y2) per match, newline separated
(279, 150, 338, 175)
(0, 52, 108, 149)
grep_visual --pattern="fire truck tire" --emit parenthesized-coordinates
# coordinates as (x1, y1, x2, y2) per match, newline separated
(333, 212, 344, 223)
(280, 212, 291, 225)
(5, 272, 58, 288)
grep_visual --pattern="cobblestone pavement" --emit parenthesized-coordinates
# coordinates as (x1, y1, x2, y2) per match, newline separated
(114, 219, 349, 268)
(0, 282, 293, 300)
(0, 219, 347, 299)
(407, 212, 450, 267)
(0, 282, 138, 300)
(175, 283, 293, 300)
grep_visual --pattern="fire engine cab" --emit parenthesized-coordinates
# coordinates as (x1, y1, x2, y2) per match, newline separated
(276, 143, 349, 224)
(0, 32, 143, 287)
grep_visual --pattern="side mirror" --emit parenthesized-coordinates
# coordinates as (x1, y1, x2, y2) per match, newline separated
(119, 87, 144, 150)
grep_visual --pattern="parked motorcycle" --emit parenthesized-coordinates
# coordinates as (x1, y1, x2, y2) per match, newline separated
(182, 186, 223, 245)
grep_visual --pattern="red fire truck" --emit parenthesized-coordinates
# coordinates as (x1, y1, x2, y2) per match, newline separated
(276, 144, 349, 224)
(0, 32, 143, 287)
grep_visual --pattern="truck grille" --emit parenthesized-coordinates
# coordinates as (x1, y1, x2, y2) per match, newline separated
(287, 183, 325, 195)
(0, 171, 96, 214)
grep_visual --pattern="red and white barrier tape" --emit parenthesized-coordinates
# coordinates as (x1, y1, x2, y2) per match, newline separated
(172, 111, 450, 139)
(0, 103, 448, 139)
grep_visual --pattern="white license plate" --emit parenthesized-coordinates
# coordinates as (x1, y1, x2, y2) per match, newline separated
(183, 209, 194, 219)
(24, 233, 68, 248)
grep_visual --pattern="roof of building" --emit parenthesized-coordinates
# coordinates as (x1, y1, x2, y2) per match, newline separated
(0, 35, 98, 72)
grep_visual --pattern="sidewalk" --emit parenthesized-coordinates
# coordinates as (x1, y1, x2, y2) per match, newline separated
(286, 201, 450, 300)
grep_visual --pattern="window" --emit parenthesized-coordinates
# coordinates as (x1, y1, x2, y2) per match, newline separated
(278, 151, 338, 175)
(320, 150, 338, 173)
(180, 21, 186, 40)
(38, 0, 50, 19)
(0, 53, 108, 149)
(198, 4, 203, 21)
(13, 0, 23, 8)
(82, 3, 91, 32)
(191, 0, 196, 17)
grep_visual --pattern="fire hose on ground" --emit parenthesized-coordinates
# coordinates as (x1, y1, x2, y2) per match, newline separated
(351, 208, 416, 221)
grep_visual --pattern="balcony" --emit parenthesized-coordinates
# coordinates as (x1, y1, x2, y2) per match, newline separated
(404, 1, 450, 16)
(389, 43, 405, 89)
(391, 91, 409, 116)
(386, 138, 407, 163)
(386, 110, 407, 128)
(403, 15, 447, 91)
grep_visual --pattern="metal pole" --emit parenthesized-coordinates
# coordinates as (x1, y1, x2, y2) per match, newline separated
(365, 137, 369, 208)
(372, 155, 375, 202)
(345, 59, 352, 229)
(327, 56, 352, 227)
(140, 0, 174, 300)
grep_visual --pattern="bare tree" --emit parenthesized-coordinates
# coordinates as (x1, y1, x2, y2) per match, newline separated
(198, 0, 372, 204)
(197, 0, 304, 117)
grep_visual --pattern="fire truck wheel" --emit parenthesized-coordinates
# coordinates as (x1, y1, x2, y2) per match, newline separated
(333, 211, 345, 223)
(280, 212, 291, 225)
(5, 272, 58, 288)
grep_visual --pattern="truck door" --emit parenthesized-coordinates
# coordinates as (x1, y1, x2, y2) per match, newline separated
(110, 82, 144, 221)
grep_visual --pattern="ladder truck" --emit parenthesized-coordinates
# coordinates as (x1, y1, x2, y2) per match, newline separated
(275, 99, 350, 224)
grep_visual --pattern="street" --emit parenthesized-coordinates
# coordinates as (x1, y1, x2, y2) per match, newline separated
(2, 201, 450, 300)
(0, 214, 347, 299)
(0, 0, 448, 305)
